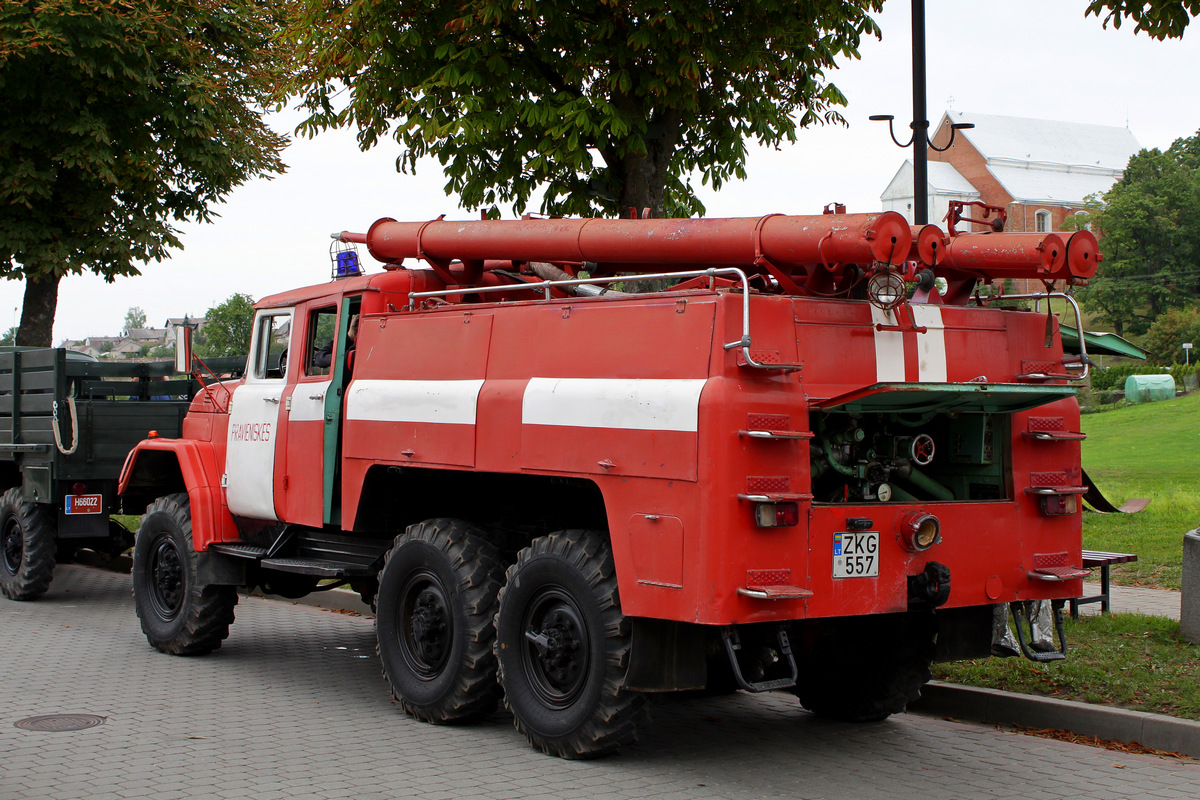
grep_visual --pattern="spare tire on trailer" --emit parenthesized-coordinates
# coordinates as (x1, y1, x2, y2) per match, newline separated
(0, 487, 57, 601)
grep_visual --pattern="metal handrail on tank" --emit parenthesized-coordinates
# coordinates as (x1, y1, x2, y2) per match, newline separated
(991, 292, 1090, 382)
(407, 267, 802, 371)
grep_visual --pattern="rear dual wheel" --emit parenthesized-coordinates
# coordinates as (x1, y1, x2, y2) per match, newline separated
(792, 611, 935, 722)
(376, 522, 646, 757)
(495, 530, 647, 759)
(375, 518, 505, 723)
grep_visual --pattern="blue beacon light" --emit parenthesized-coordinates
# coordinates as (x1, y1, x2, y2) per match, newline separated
(329, 236, 366, 279)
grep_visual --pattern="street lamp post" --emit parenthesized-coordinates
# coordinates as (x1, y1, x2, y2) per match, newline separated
(869, 0, 973, 225)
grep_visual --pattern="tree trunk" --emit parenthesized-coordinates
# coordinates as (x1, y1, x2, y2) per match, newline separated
(615, 116, 679, 219)
(16, 271, 62, 347)
(610, 113, 680, 293)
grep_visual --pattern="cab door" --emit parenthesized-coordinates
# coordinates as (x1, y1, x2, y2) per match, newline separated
(225, 309, 292, 521)
(278, 302, 340, 527)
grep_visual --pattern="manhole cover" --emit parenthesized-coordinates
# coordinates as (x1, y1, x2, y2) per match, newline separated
(14, 714, 106, 732)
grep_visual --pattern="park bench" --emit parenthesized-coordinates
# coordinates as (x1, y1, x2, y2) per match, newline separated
(1069, 550, 1138, 618)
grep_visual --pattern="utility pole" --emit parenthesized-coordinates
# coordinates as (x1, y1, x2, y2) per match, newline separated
(871, 0, 972, 225)
(911, 0, 928, 224)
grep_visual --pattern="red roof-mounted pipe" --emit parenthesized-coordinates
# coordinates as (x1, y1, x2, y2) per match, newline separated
(1062, 229, 1101, 279)
(909, 225, 949, 266)
(938, 231, 1073, 280)
(338, 212, 913, 273)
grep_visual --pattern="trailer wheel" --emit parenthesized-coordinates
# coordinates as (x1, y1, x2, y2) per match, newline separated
(132, 494, 237, 655)
(495, 530, 646, 759)
(376, 518, 505, 723)
(0, 488, 57, 601)
(793, 612, 935, 722)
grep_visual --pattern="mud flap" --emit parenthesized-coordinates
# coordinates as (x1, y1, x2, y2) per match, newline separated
(993, 600, 1068, 662)
(1082, 468, 1149, 514)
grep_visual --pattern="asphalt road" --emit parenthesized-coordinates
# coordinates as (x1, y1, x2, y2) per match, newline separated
(3, 565, 1197, 800)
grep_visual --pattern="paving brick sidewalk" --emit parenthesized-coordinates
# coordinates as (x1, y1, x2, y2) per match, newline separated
(1079, 582, 1181, 619)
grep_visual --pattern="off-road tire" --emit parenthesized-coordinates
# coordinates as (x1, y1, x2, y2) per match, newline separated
(376, 518, 505, 723)
(0, 488, 57, 601)
(793, 611, 936, 722)
(132, 493, 237, 655)
(495, 530, 647, 759)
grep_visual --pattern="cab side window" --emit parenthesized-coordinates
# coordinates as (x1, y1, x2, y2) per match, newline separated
(252, 312, 292, 380)
(306, 307, 338, 377)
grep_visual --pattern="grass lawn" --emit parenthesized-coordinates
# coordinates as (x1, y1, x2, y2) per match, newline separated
(933, 612, 1200, 721)
(1081, 391, 1200, 590)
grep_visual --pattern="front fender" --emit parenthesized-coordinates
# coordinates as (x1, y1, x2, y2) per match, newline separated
(119, 438, 237, 550)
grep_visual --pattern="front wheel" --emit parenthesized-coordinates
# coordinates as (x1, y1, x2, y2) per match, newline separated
(0, 488, 57, 601)
(495, 530, 646, 759)
(132, 494, 237, 655)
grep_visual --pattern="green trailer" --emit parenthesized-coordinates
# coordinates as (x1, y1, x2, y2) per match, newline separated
(0, 348, 242, 600)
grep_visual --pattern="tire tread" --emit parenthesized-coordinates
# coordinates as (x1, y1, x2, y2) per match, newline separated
(133, 493, 237, 655)
(0, 487, 56, 601)
(377, 517, 505, 724)
(496, 529, 647, 759)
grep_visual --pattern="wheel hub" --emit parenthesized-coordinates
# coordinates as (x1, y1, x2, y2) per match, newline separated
(398, 573, 452, 679)
(535, 610, 582, 686)
(522, 591, 590, 707)
(150, 538, 184, 618)
(409, 588, 449, 665)
(2, 519, 24, 574)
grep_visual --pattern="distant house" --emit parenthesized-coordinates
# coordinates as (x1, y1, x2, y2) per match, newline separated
(82, 336, 122, 356)
(109, 339, 143, 359)
(57, 338, 95, 356)
(881, 160, 980, 232)
(882, 111, 1142, 232)
(123, 327, 169, 345)
(163, 317, 206, 344)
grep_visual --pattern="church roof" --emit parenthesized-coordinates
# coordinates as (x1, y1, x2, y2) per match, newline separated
(943, 110, 1141, 205)
(881, 160, 980, 199)
(946, 110, 1141, 171)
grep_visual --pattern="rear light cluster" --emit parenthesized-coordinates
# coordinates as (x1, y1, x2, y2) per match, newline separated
(754, 502, 799, 528)
(1040, 495, 1078, 516)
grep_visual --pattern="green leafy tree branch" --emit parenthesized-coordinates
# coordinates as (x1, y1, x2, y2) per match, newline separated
(0, 0, 291, 346)
(287, 0, 884, 219)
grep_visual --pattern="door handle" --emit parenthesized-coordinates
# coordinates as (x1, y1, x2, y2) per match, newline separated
(308, 394, 325, 400)
(264, 396, 280, 404)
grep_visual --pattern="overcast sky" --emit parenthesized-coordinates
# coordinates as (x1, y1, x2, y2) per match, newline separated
(8, 0, 1200, 343)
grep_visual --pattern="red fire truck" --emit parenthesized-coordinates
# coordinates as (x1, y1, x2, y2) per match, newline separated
(119, 208, 1096, 758)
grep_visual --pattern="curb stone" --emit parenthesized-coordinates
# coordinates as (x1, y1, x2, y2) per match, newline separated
(909, 681, 1200, 758)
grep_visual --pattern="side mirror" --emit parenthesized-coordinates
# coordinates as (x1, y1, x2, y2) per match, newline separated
(174, 325, 193, 374)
